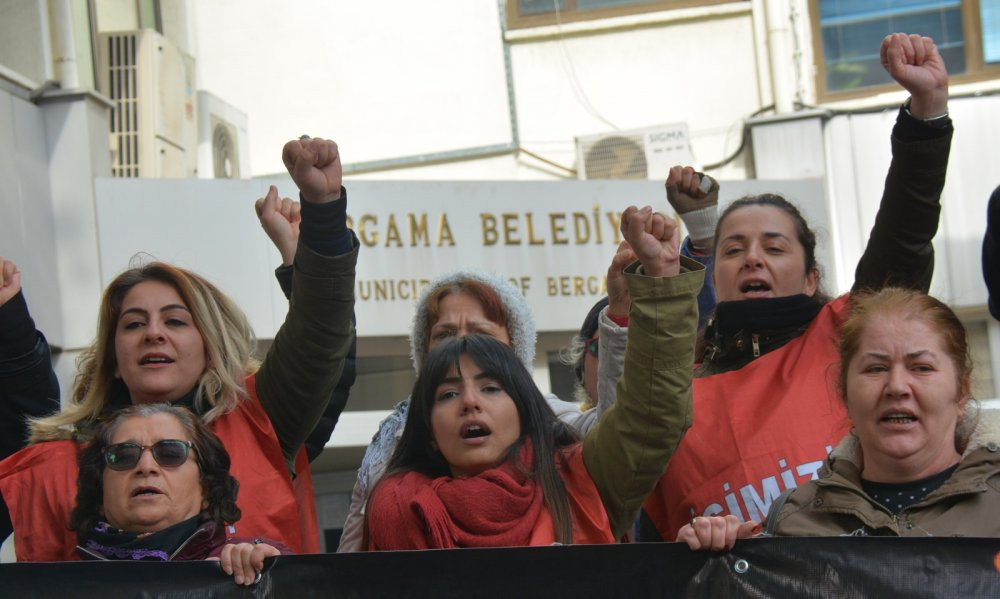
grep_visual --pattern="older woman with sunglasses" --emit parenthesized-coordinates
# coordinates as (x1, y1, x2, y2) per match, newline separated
(72, 403, 284, 586)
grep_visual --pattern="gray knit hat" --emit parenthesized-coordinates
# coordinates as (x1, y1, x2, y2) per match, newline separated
(409, 270, 536, 372)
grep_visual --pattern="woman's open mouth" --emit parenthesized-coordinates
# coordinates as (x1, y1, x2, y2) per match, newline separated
(740, 281, 772, 296)
(140, 354, 174, 366)
(460, 422, 492, 443)
(881, 412, 918, 425)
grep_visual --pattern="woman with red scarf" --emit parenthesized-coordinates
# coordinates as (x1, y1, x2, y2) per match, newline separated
(365, 205, 704, 549)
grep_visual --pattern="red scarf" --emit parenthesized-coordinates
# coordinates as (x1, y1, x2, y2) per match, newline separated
(367, 444, 544, 549)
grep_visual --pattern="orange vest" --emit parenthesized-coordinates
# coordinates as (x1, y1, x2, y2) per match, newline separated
(550, 445, 615, 545)
(643, 295, 853, 541)
(0, 374, 319, 561)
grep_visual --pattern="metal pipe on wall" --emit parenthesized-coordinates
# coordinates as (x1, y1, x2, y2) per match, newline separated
(763, 0, 795, 114)
(51, 0, 80, 89)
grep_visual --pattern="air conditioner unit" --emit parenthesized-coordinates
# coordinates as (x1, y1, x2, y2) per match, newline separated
(197, 91, 249, 179)
(576, 123, 696, 180)
(96, 29, 197, 178)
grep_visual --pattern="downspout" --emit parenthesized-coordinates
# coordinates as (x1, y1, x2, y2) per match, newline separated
(497, 0, 521, 148)
(51, 0, 80, 89)
(763, 0, 795, 114)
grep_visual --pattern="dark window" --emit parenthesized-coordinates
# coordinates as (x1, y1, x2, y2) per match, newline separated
(812, 0, 1000, 97)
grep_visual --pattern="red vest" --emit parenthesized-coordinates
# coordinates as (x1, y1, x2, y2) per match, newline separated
(643, 295, 853, 540)
(553, 445, 615, 545)
(0, 374, 319, 561)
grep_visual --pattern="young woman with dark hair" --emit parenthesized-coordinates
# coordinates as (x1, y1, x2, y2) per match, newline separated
(365, 205, 705, 549)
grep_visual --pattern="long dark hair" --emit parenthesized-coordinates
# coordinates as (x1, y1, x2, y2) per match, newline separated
(71, 404, 241, 539)
(384, 334, 579, 543)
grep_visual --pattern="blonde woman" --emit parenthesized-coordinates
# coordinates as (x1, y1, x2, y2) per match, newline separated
(0, 137, 357, 561)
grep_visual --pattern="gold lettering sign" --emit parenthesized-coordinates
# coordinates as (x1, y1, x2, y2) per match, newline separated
(357, 278, 431, 301)
(349, 207, 625, 248)
(356, 274, 609, 303)
(546, 275, 608, 297)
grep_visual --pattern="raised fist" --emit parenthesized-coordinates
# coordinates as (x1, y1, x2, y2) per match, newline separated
(880, 33, 949, 119)
(282, 137, 343, 204)
(620, 206, 680, 278)
(606, 241, 636, 318)
(255, 185, 301, 266)
(666, 165, 719, 250)
(665, 166, 718, 216)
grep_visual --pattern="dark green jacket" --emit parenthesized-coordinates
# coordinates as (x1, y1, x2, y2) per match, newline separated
(256, 233, 359, 469)
(583, 257, 703, 539)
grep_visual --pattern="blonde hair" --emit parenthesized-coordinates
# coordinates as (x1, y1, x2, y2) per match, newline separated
(29, 262, 258, 442)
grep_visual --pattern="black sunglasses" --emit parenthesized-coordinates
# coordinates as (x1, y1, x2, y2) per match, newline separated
(104, 440, 194, 471)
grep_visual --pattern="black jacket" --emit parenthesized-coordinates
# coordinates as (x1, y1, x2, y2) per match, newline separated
(696, 105, 951, 376)
(274, 264, 357, 461)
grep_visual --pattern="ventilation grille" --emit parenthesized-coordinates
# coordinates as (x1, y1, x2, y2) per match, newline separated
(576, 123, 695, 180)
(104, 33, 140, 178)
(211, 120, 239, 178)
(579, 134, 648, 180)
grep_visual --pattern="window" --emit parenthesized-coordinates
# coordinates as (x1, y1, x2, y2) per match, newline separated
(507, 0, 735, 30)
(813, 0, 1000, 97)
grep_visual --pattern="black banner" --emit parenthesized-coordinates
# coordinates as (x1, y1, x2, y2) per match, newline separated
(3, 537, 1000, 598)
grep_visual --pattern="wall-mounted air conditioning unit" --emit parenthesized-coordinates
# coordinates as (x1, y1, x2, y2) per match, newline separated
(576, 123, 696, 180)
(197, 91, 249, 179)
(96, 29, 197, 178)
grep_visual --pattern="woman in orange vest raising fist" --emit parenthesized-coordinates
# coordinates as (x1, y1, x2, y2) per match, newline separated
(633, 33, 954, 541)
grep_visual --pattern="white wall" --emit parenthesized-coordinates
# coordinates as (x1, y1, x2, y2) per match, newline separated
(0, 88, 61, 334)
(191, 0, 514, 177)
(507, 7, 760, 180)
(190, 1, 763, 181)
(0, 82, 114, 354)
(0, 0, 52, 85)
(820, 95, 1000, 306)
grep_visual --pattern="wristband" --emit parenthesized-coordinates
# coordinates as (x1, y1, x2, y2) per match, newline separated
(606, 311, 629, 327)
(903, 98, 948, 122)
(678, 205, 718, 241)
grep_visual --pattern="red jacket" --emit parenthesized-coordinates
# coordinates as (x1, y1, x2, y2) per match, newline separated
(643, 296, 853, 540)
(0, 374, 319, 561)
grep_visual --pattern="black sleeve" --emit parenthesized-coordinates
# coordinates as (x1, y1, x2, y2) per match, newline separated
(299, 187, 353, 257)
(273, 255, 358, 463)
(275, 264, 293, 300)
(852, 106, 953, 293)
(304, 312, 357, 462)
(984, 186, 1000, 321)
(0, 291, 61, 461)
(0, 291, 61, 544)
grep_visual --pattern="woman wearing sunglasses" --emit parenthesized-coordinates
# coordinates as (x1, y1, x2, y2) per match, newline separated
(0, 137, 357, 561)
(73, 404, 283, 585)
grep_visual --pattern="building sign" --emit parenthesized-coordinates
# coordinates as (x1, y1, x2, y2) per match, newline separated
(95, 178, 824, 337)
